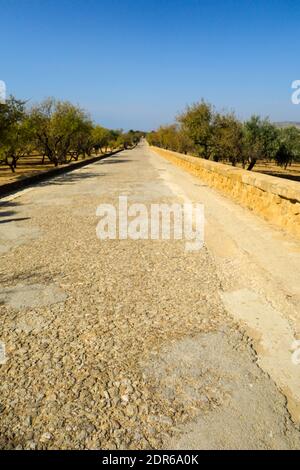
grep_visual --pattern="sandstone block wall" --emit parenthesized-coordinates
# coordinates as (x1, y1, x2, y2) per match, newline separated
(151, 146, 300, 239)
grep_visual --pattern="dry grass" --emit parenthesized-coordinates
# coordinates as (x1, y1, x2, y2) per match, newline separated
(253, 161, 300, 182)
(0, 153, 98, 186)
(222, 160, 300, 182)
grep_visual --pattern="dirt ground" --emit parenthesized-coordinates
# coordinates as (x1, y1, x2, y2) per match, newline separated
(0, 154, 99, 186)
(222, 160, 300, 182)
(253, 161, 300, 182)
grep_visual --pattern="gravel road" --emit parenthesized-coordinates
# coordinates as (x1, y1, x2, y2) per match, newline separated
(0, 143, 300, 449)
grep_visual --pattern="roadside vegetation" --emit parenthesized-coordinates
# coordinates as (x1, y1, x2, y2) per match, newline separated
(147, 100, 300, 173)
(0, 96, 143, 176)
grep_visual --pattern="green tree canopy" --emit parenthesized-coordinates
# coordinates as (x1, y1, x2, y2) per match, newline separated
(177, 101, 215, 159)
(28, 98, 92, 166)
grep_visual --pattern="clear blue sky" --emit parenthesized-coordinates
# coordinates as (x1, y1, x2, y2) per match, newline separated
(1, 0, 300, 130)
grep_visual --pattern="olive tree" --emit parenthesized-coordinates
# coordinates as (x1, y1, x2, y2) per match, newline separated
(242, 116, 279, 170)
(28, 98, 91, 166)
(177, 101, 215, 159)
(276, 126, 300, 168)
(0, 97, 32, 172)
(69, 119, 94, 161)
(92, 126, 111, 154)
(212, 113, 244, 165)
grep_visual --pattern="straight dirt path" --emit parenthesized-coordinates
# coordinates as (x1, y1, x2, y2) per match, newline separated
(0, 142, 300, 449)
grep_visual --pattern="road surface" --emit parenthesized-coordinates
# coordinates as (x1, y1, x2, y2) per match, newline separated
(0, 142, 300, 449)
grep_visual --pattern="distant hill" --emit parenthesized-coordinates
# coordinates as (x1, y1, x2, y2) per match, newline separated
(274, 121, 300, 129)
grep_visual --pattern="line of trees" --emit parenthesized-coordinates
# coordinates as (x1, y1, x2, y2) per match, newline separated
(147, 100, 300, 171)
(0, 96, 143, 172)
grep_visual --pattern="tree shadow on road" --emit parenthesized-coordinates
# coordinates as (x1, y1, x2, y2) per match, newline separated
(100, 158, 132, 165)
(0, 200, 22, 220)
(38, 171, 106, 186)
(0, 217, 30, 225)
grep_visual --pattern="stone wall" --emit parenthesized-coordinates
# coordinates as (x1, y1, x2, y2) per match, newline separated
(150, 146, 300, 239)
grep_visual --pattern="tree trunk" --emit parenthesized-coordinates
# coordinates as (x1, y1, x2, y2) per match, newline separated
(7, 161, 15, 173)
(247, 158, 257, 171)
